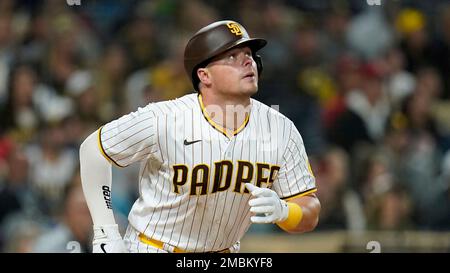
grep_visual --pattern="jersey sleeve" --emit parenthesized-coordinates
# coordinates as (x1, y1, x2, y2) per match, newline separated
(98, 104, 158, 167)
(272, 121, 317, 200)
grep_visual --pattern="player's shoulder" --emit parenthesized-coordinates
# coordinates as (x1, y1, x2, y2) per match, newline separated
(146, 93, 198, 115)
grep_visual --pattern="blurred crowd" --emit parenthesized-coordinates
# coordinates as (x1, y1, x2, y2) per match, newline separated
(1, 0, 450, 252)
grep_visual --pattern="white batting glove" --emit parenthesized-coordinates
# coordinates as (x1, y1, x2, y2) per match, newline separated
(245, 183, 289, 224)
(92, 224, 128, 253)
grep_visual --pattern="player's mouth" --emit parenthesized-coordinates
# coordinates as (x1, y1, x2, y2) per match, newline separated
(242, 71, 256, 80)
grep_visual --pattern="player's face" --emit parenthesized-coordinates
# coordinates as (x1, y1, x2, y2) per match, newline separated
(206, 46, 258, 96)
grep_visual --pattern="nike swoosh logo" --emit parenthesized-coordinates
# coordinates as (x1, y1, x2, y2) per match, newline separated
(184, 139, 202, 146)
(100, 243, 107, 253)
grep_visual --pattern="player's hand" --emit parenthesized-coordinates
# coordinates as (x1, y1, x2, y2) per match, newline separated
(92, 224, 128, 253)
(245, 183, 289, 224)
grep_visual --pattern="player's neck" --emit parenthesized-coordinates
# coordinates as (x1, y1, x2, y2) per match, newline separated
(199, 93, 251, 135)
(201, 92, 251, 108)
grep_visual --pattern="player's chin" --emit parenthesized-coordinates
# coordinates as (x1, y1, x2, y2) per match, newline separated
(241, 82, 258, 95)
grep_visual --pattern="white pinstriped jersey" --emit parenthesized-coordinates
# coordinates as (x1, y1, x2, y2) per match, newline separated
(98, 93, 316, 252)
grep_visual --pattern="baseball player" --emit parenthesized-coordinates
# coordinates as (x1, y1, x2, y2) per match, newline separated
(79, 20, 320, 253)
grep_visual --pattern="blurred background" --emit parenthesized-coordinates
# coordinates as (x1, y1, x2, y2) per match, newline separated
(1, 0, 450, 253)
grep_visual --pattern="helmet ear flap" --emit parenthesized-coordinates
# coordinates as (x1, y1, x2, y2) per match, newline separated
(254, 54, 263, 77)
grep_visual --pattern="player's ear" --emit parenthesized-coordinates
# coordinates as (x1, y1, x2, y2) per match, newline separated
(197, 68, 212, 86)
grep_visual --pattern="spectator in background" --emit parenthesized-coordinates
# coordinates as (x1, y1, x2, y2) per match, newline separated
(398, 92, 442, 227)
(0, 65, 40, 143)
(176, 0, 219, 35)
(124, 33, 191, 111)
(1, 213, 43, 253)
(92, 43, 129, 120)
(1, 63, 75, 143)
(65, 70, 101, 124)
(396, 8, 434, 73)
(430, 4, 450, 99)
(45, 16, 81, 94)
(290, 19, 324, 74)
(316, 147, 366, 232)
(328, 62, 390, 154)
(412, 66, 450, 151)
(0, 132, 14, 176)
(32, 173, 92, 253)
(321, 6, 351, 65)
(0, 146, 25, 236)
(16, 13, 52, 72)
(323, 53, 362, 132)
(414, 66, 443, 100)
(25, 121, 77, 216)
(119, 8, 160, 72)
(423, 150, 450, 229)
(0, 145, 46, 250)
(379, 90, 442, 228)
(383, 47, 416, 107)
(61, 114, 97, 153)
(381, 111, 410, 182)
(0, 10, 15, 105)
(252, 1, 294, 81)
(355, 149, 414, 230)
(0, 146, 32, 220)
(346, 8, 394, 60)
(365, 180, 413, 231)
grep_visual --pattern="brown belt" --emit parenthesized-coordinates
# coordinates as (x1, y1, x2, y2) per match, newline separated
(138, 233, 230, 253)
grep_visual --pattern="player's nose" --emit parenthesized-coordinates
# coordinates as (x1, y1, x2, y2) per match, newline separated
(242, 53, 253, 67)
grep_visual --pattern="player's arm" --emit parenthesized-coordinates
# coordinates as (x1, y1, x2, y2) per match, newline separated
(80, 105, 158, 253)
(246, 120, 320, 234)
(278, 193, 320, 233)
(79, 130, 127, 253)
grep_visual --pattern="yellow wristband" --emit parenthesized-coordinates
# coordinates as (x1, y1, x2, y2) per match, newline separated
(276, 202, 303, 231)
